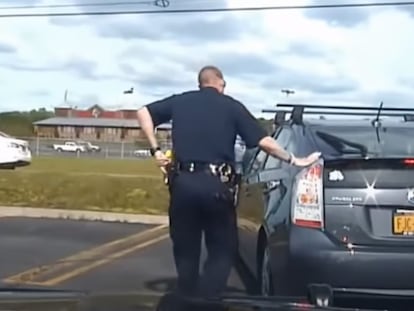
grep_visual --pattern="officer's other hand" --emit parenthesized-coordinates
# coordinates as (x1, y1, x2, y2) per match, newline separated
(292, 151, 321, 167)
(154, 150, 171, 168)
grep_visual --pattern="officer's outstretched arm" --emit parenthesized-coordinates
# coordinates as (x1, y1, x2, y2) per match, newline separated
(258, 136, 321, 167)
(258, 136, 291, 162)
(137, 106, 158, 149)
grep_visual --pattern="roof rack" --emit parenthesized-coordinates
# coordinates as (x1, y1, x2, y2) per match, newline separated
(262, 103, 414, 125)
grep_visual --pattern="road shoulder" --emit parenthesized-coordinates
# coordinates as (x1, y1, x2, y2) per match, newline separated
(0, 206, 168, 225)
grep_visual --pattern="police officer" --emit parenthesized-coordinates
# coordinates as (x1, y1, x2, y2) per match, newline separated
(137, 65, 321, 299)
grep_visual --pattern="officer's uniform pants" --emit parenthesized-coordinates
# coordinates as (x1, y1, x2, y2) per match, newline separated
(168, 170, 238, 298)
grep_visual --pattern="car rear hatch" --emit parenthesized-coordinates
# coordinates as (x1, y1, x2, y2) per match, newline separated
(310, 124, 414, 247)
(324, 157, 414, 247)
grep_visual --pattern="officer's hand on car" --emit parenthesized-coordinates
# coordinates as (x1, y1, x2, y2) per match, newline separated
(291, 151, 321, 167)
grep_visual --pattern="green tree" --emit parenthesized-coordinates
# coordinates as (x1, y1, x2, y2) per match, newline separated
(0, 108, 53, 137)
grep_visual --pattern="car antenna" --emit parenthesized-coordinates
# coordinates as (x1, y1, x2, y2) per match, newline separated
(371, 101, 383, 143)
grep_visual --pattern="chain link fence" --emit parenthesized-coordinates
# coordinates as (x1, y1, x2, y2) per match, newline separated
(18, 136, 172, 160)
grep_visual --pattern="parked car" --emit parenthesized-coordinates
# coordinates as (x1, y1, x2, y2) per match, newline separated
(77, 140, 100, 152)
(52, 141, 85, 153)
(133, 149, 151, 157)
(236, 104, 414, 308)
(0, 131, 31, 169)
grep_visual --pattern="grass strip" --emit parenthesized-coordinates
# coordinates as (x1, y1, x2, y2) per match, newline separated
(0, 157, 168, 214)
(24, 156, 161, 175)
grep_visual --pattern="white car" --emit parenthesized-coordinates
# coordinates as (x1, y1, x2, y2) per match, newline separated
(52, 141, 85, 153)
(0, 131, 31, 169)
(133, 149, 151, 157)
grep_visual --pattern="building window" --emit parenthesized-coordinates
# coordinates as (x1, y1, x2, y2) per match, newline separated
(63, 126, 74, 133)
(128, 129, 139, 136)
(105, 128, 116, 135)
(83, 127, 95, 134)
(96, 128, 102, 140)
(75, 127, 81, 138)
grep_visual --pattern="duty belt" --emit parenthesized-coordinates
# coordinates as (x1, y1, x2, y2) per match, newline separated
(174, 161, 235, 184)
(173, 161, 240, 204)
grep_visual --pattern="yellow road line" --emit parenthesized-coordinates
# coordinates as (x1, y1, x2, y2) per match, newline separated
(4, 224, 169, 286)
(39, 234, 169, 286)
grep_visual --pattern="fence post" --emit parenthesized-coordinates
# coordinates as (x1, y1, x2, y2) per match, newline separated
(35, 135, 40, 156)
(121, 141, 125, 159)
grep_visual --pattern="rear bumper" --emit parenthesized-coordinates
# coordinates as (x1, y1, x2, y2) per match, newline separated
(0, 149, 31, 168)
(0, 160, 31, 169)
(269, 226, 414, 300)
(307, 285, 414, 310)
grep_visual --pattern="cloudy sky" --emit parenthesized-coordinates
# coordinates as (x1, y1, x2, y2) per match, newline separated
(0, 0, 413, 116)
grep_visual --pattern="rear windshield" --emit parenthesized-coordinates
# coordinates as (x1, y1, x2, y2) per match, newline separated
(311, 125, 414, 157)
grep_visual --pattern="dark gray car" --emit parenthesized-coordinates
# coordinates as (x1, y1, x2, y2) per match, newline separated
(236, 104, 414, 309)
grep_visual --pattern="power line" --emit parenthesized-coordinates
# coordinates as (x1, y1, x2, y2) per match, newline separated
(0, 0, 169, 10)
(0, 1, 413, 18)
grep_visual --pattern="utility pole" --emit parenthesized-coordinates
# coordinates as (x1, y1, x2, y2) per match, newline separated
(64, 89, 68, 105)
(123, 87, 134, 94)
(281, 89, 295, 97)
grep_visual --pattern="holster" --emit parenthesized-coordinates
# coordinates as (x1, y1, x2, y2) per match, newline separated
(164, 164, 176, 190)
(209, 163, 239, 205)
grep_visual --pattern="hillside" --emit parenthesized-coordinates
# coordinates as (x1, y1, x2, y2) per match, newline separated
(0, 108, 53, 137)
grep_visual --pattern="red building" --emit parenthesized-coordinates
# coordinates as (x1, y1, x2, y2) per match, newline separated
(33, 105, 171, 142)
(54, 105, 139, 119)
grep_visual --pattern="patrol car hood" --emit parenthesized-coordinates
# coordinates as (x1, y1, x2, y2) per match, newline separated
(0, 287, 383, 311)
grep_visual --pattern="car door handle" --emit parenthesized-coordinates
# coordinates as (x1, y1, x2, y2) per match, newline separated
(263, 180, 280, 194)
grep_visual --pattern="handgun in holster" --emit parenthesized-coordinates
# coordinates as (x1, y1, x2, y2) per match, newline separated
(211, 163, 239, 204)
(163, 149, 174, 186)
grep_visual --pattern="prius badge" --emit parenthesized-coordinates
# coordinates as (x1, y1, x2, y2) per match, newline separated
(407, 189, 414, 204)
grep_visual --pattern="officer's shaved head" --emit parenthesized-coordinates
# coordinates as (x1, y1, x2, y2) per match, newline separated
(198, 65, 226, 93)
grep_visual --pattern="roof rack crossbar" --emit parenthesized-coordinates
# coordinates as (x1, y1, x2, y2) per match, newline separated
(275, 103, 414, 112)
(263, 104, 414, 124)
(262, 109, 413, 117)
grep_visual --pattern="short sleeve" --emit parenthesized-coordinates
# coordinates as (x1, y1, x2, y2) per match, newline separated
(233, 101, 267, 148)
(145, 95, 176, 127)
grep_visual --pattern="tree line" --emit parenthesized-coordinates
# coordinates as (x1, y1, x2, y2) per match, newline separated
(0, 108, 53, 137)
(0, 109, 273, 138)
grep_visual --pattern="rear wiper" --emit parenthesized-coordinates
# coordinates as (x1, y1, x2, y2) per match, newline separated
(315, 131, 369, 156)
(371, 101, 384, 144)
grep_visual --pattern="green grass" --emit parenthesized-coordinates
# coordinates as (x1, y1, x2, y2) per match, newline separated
(0, 157, 169, 214)
(25, 156, 161, 175)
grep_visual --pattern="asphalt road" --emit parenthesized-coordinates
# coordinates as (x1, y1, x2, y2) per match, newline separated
(0, 217, 246, 295)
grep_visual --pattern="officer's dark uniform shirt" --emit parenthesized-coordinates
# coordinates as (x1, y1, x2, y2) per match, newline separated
(146, 87, 267, 164)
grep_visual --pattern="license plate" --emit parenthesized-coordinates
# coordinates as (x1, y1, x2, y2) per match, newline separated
(393, 213, 414, 235)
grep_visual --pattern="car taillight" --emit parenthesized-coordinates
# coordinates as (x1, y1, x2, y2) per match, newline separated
(292, 159, 324, 229)
(403, 159, 414, 166)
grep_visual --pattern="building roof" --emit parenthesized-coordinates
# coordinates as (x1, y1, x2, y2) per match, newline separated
(33, 117, 172, 129)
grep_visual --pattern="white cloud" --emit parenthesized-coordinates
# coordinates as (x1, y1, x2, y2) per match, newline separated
(0, 0, 413, 117)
